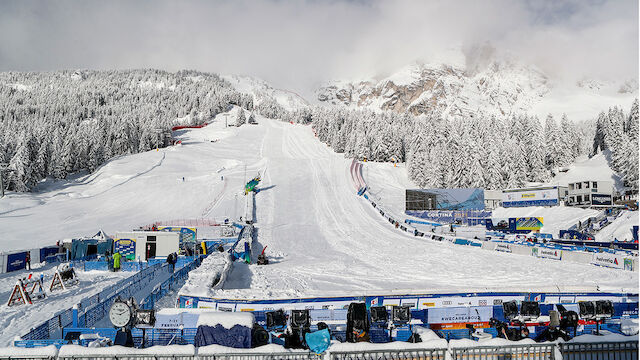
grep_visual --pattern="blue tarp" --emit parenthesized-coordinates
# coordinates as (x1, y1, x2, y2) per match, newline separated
(70, 239, 113, 260)
(194, 324, 251, 348)
(305, 329, 330, 354)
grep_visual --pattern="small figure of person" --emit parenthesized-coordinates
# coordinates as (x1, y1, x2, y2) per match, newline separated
(113, 252, 121, 272)
(182, 177, 185, 182)
(25, 251, 31, 270)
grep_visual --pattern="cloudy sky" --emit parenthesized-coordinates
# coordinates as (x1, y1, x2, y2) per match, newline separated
(0, 0, 637, 94)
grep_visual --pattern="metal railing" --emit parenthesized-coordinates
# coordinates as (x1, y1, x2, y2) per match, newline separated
(199, 353, 321, 360)
(559, 341, 638, 360)
(329, 348, 446, 360)
(451, 344, 555, 360)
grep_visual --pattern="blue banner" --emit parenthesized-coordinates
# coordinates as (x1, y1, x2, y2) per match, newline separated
(7, 252, 27, 272)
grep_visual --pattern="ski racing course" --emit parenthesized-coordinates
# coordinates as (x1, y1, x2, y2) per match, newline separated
(0, 114, 637, 343)
(180, 118, 637, 302)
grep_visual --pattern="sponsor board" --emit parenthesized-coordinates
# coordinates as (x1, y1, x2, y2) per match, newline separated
(591, 252, 626, 270)
(591, 194, 613, 206)
(406, 188, 485, 211)
(502, 188, 559, 203)
(6, 252, 27, 272)
(532, 247, 562, 260)
(515, 217, 543, 231)
(427, 306, 493, 328)
(158, 226, 197, 243)
(495, 243, 512, 253)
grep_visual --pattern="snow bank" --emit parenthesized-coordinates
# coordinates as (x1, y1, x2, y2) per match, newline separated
(58, 344, 195, 355)
(328, 339, 448, 351)
(198, 343, 309, 355)
(0, 345, 58, 356)
(178, 252, 232, 297)
(492, 206, 600, 237)
(620, 318, 639, 336)
(595, 211, 639, 242)
(449, 337, 540, 348)
(196, 311, 254, 329)
(568, 333, 639, 343)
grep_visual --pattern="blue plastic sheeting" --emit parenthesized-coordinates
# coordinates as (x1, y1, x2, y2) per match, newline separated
(305, 329, 331, 354)
(69, 239, 113, 260)
(194, 324, 251, 348)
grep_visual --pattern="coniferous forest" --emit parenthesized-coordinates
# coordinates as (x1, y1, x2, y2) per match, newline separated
(0, 69, 637, 194)
(0, 70, 252, 191)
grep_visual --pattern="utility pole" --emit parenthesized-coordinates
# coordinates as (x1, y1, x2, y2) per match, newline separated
(0, 163, 8, 198)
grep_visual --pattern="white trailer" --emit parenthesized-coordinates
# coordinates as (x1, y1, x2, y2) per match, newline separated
(115, 231, 180, 261)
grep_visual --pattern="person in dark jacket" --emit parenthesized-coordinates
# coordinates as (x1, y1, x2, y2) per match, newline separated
(25, 252, 31, 270)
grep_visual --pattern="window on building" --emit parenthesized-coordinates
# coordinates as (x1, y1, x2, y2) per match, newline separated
(585, 195, 590, 202)
(585, 182, 590, 188)
(593, 182, 598, 188)
(569, 184, 574, 190)
(577, 195, 583, 203)
(577, 183, 582, 189)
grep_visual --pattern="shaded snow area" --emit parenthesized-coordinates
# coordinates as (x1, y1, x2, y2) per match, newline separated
(0, 116, 637, 305)
(0, 266, 129, 346)
(178, 252, 232, 298)
(595, 211, 640, 242)
(492, 206, 601, 238)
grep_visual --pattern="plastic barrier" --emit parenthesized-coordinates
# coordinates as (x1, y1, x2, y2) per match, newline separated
(171, 123, 208, 131)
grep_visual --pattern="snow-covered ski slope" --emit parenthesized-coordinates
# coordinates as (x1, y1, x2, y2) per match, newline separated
(0, 115, 636, 300)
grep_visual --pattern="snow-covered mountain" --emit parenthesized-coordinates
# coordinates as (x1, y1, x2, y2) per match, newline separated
(223, 74, 309, 112)
(316, 47, 637, 121)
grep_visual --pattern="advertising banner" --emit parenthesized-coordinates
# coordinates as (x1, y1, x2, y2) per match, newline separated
(532, 247, 562, 260)
(159, 227, 197, 243)
(502, 187, 559, 207)
(406, 188, 485, 211)
(491, 218, 510, 230)
(591, 194, 613, 206)
(515, 217, 544, 231)
(591, 252, 625, 270)
(6, 252, 27, 272)
(114, 238, 136, 261)
(427, 306, 493, 329)
(495, 243, 512, 253)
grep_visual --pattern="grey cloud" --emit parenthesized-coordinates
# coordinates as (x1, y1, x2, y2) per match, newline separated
(0, 0, 636, 95)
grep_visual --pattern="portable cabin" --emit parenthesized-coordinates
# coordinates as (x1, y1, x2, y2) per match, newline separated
(115, 231, 180, 261)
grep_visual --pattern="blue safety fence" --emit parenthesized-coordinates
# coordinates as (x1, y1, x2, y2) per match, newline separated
(20, 262, 166, 343)
(140, 255, 206, 310)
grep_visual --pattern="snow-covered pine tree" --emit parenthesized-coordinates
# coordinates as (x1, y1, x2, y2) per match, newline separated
(236, 109, 246, 127)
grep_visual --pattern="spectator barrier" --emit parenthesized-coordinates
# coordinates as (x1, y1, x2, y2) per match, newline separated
(3, 341, 639, 359)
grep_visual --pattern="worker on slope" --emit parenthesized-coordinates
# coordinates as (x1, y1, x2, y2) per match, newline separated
(113, 252, 122, 272)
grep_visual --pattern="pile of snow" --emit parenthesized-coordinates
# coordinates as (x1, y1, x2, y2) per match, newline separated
(492, 206, 600, 238)
(620, 318, 639, 336)
(58, 344, 195, 356)
(196, 311, 255, 329)
(178, 252, 232, 298)
(198, 343, 309, 355)
(449, 337, 541, 348)
(0, 345, 58, 357)
(567, 333, 639, 343)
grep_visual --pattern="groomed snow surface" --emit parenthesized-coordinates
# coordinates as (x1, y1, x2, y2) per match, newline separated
(0, 114, 637, 304)
(0, 264, 130, 346)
